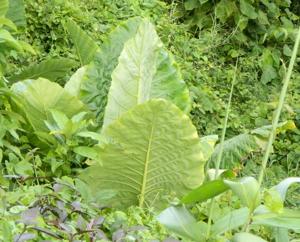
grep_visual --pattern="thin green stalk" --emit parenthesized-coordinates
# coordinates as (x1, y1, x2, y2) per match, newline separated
(244, 26, 300, 231)
(206, 60, 238, 239)
(257, 27, 300, 188)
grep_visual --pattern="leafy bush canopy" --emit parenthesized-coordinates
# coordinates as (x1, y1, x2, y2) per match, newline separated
(0, 0, 300, 241)
(80, 99, 204, 208)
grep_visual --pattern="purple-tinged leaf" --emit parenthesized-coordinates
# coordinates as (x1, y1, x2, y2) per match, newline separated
(14, 233, 36, 242)
(71, 201, 81, 211)
(95, 230, 108, 240)
(21, 207, 40, 225)
(112, 229, 126, 241)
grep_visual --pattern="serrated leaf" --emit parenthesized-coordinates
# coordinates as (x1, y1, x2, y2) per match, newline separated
(103, 19, 191, 128)
(65, 19, 99, 65)
(239, 0, 257, 19)
(261, 65, 277, 84)
(257, 10, 269, 25)
(80, 99, 204, 208)
(184, 0, 199, 11)
(73, 146, 102, 161)
(9, 58, 76, 82)
(216, 0, 237, 23)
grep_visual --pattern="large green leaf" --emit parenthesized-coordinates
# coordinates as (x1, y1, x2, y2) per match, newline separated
(212, 207, 250, 235)
(273, 177, 300, 201)
(65, 19, 99, 65)
(224, 176, 260, 209)
(64, 66, 86, 96)
(11, 78, 87, 133)
(253, 206, 300, 230)
(74, 17, 141, 124)
(103, 19, 191, 128)
(181, 179, 229, 204)
(9, 58, 76, 82)
(232, 232, 267, 242)
(157, 206, 206, 241)
(80, 99, 204, 208)
(239, 0, 257, 19)
(6, 0, 26, 27)
(0, 0, 8, 17)
(0, 29, 22, 50)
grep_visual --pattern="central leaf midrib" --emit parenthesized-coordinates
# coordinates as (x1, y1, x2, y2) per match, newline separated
(139, 120, 155, 207)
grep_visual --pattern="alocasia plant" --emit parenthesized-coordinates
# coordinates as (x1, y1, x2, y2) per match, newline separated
(11, 78, 88, 134)
(80, 99, 204, 208)
(102, 19, 191, 128)
(65, 17, 142, 124)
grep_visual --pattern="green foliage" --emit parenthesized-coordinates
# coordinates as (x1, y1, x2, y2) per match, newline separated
(181, 179, 229, 204)
(6, 0, 26, 28)
(1, 0, 300, 241)
(65, 18, 99, 65)
(0, 0, 8, 17)
(10, 78, 88, 141)
(69, 17, 141, 125)
(103, 18, 191, 128)
(232, 232, 267, 242)
(210, 121, 296, 168)
(157, 206, 206, 241)
(80, 99, 204, 208)
(9, 58, 76, 82)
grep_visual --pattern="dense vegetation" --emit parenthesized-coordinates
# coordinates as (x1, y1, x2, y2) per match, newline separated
(0, 0, 300, 241)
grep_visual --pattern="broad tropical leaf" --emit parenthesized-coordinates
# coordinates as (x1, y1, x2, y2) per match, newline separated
(9, 58, 76, 82)
(74, 17, 141, 124)
(64, 66, 86, 96)
(232, 232, 267, 242)
(181, 179, 229, 204)
(253, 206, 300, 230)
(103, 19, 191, 128)
(273, 177, 300, 201)
(0, 17, 17, 31)
(65, 19, 99, 65)
(80, 99, 204, 208)
(157, 206, 206, 241)
(199, 135, 218, 162)
(212, 207, 250, 235)
(0, 0, 8, 17)
(210, 121, 296, 168)
(6, 0, 26, 27)
(11, 78, 87, 133)
(224, 176, 260, 209)
(0, 29, 22, 50)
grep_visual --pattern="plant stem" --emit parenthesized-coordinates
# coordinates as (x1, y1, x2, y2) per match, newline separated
(244, 26, 300, 232)
(257, 27, 300, 188)
(206, 59, 238, 239)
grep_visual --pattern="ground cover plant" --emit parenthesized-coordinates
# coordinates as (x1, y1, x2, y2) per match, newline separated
(0, 0, 300, 241)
